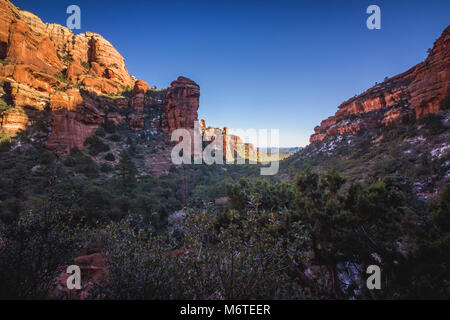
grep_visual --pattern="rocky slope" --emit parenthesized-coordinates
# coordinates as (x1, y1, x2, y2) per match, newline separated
(278, 26, 450, 200)
(310, 26, 450, 143)
(0, 0, 203, 157)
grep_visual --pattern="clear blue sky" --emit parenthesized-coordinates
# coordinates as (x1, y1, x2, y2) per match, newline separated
(14, 0, 450, 147)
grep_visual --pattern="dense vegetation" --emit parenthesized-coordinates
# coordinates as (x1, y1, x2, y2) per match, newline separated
(0, 107, 448, 299)
(281, 111, 449, 197)
(0, 159, 448, 298)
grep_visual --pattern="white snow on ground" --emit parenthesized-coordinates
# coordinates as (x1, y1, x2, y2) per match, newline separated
(431, 142, 450, 159)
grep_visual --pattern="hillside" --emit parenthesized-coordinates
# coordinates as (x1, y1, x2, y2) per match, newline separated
(282, 27, 450, 200)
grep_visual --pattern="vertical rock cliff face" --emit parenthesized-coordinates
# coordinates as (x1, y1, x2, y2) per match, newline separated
(0, 0, 200, 155)
(310, 26, 450, 143)
(161, 76, 200, 133)
(0, 0, 136, 153)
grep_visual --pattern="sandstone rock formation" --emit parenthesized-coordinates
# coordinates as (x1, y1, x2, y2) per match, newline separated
(0, 0, 144, 153)
(200, 119, 257, 162)
(161, 76, 200, 133)
(0, 0, 256, 161)
(310, 26, 450, 143)
(130, 80, 149, 111)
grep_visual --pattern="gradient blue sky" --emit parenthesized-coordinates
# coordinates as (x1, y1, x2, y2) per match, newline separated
(14, 0, 450, 147)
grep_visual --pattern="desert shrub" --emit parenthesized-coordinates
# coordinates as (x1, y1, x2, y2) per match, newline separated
(95, 127, 106, 137)
(84, 135, 110, 156)
(107, 134, 121, 142)
(71, 152, 100, 178)
(104, 120, 116, 134)
(227, 178, 295, 212)
(38, 149, 56, 165)
(52, 73, 67, 83)
(81, 61, 90, 70)
(76, 185, 112, 222)
(431, 185, 450, 233)
(104, 152, 115, 161)
(0, 97, 13, 113)
(419, 113, 445, 134)
(0, 131, 11, 150)
(0, 189, 79, 298)
(91, 210, 303, 299)
(440, 95, 450, 110)
(100, 162, 114, 173)
(62, 156, 75, 167)
(57, 53, 73, 63)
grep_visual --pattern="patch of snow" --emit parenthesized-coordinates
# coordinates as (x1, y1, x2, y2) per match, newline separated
(430, 143, 450, 159)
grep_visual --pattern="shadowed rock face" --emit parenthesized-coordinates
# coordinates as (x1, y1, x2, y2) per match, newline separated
(310, 26, 450, 143)
(161, 76, 200, 133)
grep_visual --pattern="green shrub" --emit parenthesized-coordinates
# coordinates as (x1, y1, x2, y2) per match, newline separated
(104, 120, 116, 133)
(101, 163, 114, 173)
(104, 153, 115, 161)
(72, 152, 100, 178)
(107, 134, 121, 142)
(420, 113, 445, 134)
(440, 95, 450, 110)
(63, 156, 76, 167)
(81, 61, 90, 70)
(78, 185, 112, 222)
(81, 160, 100, 178)
(58, 53, 73, 63)
(0, 131, 11, 145)
(84, 136, 110, 156)
(0, 98, 13, 113)
(53, 73, 67, 83)
(95, 127, 106, 137)
(38, 150, 56, 165)
(0, 194, 79, 298)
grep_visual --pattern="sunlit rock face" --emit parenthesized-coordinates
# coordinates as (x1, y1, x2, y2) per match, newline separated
(0, 0, 144, 153)
(310, 26, 450, 143)
(160, 76, 200, 133)
(0, 0, 204, 154)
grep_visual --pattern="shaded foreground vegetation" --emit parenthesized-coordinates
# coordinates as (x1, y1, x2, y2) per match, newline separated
(0, 150, 448, 298)
(0, 106, 448, 299)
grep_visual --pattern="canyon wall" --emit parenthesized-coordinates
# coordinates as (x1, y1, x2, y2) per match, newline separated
(0, 0, 200, 154)
(310, 26, 450, 143)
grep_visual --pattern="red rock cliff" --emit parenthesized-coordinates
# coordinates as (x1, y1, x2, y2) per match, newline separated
(0, 0, 152, 153)
(310, 26, 450, 143)
(161, 76, 200, 133)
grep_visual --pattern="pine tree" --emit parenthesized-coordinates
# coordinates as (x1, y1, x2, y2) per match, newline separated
(116, 150, 137, 187)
